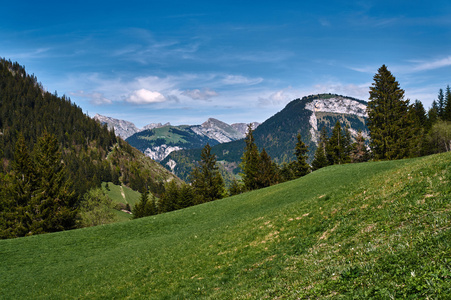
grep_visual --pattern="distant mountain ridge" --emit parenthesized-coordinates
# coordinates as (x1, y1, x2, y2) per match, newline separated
(162, 94, 369, 182)
(94, 114, 260, 161)
(93, 114, 170, 139)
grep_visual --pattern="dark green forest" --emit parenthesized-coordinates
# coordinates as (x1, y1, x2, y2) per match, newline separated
(0, 59, 177, 238)
(0, 59, 118, 195)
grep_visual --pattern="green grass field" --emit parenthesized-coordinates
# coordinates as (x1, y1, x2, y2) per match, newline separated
(1, 153, 450, 298)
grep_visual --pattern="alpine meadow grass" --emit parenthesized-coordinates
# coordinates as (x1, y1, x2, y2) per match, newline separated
(1, 152, 450, 298)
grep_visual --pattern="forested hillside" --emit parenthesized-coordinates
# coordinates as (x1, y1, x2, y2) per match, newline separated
(0, 59, 179, 238)
(162, 94, 368, 181)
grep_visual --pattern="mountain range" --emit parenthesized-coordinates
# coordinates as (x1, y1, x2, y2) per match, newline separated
(94, 114, 260, 161)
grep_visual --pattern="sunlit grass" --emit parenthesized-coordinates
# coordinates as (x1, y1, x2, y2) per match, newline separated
(1, 153, 450, 298)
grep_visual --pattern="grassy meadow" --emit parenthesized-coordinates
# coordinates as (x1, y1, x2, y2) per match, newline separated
(1, 152, 450, 298)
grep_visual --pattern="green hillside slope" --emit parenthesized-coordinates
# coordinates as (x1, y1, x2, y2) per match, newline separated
(1, 152, 450, 298)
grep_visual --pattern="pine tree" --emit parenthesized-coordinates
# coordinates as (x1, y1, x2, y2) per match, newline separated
(159, 180, 179, 213)
(292, 133, 310, 177)
(326, 121, 349, 165)
(367, 65, 415, 160)
(240, 124, 261, 191)
(257, 148, 279, 188)
(312, 127, 329, 170)
(427, 101, 439, 130)
(132, 188, 157, 219)
(343, 125, 352, 163)
(177, 184, 195, 209)
(0, 134, 36, 238)
(190, 143, 225, 203)
(29, 132, 77, 234)
(444, 85, 451, 122)
(437, 88, 445, 118)
(228, 179, 245, 196)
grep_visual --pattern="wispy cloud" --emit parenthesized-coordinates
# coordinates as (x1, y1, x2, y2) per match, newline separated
(70, 91, 112, 105)
(221, 75, 263, 85)
(182, 88, 218, 101)
(411, 56, 451, 71)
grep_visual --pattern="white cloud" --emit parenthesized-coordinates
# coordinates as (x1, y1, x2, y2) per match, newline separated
(182, 88, 218, 101)
(126, 89, 166, 104)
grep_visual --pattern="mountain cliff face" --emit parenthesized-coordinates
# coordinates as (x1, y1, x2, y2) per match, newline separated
(162, 94, 369, 182)
(93, 114, 170, 140)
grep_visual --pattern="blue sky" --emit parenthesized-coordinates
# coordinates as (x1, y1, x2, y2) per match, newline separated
(2, 1, 450, 127)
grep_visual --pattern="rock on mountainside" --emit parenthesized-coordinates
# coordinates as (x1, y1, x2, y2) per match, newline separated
(191, 118, 248, 143)
(305, 96, 368, 143)
(231, 122, 261, 136)
(162, 94, 369, 182)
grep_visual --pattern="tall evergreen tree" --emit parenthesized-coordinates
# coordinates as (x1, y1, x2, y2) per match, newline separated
(257, 148, 279, 188)
(444, 85, 451, 122)
(190, 143, 225, 203)
(311, 127, 329, 170)
(29, 132, 77, 234)
(0, 134, 36, 238)
(240, 124, 261, 191)
(159, 180, 179, 213)
(292, 133, 310, 177)
(325, 121, 350, 165)
(177, 183, 195, 209)
(427, 100, 439, 130)
(367, 65, 415, 160)
(437, 88, 445, 118)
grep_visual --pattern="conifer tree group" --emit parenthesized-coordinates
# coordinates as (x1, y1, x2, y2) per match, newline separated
(240, 124, 282, 191)
(0, 132, 77, 238)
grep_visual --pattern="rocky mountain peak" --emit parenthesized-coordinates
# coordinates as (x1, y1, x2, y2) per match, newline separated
(93, 114, 139, 140)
